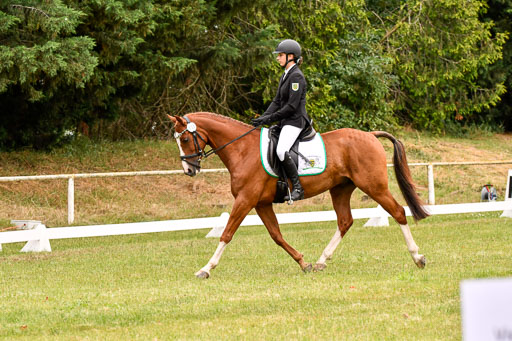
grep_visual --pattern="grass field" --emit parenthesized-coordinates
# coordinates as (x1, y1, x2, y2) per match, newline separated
(1, 212, 511, 340)
(1, 130, 512, 340)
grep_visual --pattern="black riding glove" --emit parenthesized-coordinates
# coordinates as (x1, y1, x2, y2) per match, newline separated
(251, 114, 276, 127)
(251, 115, 269, 127)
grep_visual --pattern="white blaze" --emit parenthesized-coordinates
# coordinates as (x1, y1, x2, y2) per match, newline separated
(175, 135, 194, 174)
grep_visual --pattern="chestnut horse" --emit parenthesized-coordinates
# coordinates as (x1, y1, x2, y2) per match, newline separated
(169, 112, 429, 278)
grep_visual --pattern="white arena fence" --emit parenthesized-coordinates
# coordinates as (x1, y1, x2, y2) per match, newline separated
(1, 162, 512, 252)
(0, 168, 228, 225)
(0, 161, 511, 225)
(1, 201, 511, 253)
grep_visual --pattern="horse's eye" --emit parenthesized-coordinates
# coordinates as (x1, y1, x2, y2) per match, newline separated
(183, 138, 189, 143)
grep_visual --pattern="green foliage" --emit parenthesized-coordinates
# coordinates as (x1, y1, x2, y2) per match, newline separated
(380, 0, 507, 130)
(247, 0, 397, 131)
(0, 1, 98, 149)
(64, 0, 205, 138)
(152, 0, 276, 122)
(477, 0, 512, 131)
(321, 33, 397, 131)
(0, 0, 510, 149)
(0, 0, 210, 147)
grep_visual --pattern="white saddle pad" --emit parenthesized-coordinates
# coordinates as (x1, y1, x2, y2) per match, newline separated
(260, 128, 327, 178)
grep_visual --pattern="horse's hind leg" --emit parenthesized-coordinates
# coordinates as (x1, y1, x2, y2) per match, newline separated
(255, 203, 312, 272)
(314, 182, 356, 271)
(365, 187, 425, 268)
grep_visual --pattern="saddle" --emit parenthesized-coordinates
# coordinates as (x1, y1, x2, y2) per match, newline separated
(267, 124, 317, 176)
(265, 124, 320, 204)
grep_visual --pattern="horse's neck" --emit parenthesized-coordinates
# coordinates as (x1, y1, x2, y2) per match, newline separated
(196, 117, 258, 170)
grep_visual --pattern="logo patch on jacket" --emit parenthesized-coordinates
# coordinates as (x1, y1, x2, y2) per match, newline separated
(292, 83, 299, 91)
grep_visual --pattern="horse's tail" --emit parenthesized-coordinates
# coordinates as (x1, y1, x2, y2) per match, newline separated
(371, 131, 430, 221)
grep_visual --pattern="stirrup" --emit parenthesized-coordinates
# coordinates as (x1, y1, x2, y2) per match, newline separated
(285, 187, 294, 205)
(284, 188, 304, 204)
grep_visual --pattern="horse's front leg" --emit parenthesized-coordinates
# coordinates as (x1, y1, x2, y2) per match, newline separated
(195, 196, 254, 279)
(255, 203, 312, 272)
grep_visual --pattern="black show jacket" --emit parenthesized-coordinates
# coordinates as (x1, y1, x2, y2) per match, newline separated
(265, 65, 310, 129)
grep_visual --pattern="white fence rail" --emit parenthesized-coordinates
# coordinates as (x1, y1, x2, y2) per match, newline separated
(1, 201, 511, 253)
(1, 161, 511, 225)
(0, 169, 228, 224)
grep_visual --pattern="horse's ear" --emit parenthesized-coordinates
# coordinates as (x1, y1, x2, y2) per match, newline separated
(167, 114, 186, 126)
(167, 114, 178, 125)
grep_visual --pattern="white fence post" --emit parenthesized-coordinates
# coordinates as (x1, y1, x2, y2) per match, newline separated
(501, 170, 512, 218)
(20, 223, 52, 252)
(68, 177, 74, 225)
(205, 212, 230, 238)
(428, 164, 435, 205)
(363, 205, 389, 227)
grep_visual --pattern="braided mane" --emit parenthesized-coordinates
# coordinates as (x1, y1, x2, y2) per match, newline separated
(188, 112, 252, 128)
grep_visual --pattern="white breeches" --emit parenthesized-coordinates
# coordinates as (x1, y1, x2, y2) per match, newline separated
(276, 125, 302, 161)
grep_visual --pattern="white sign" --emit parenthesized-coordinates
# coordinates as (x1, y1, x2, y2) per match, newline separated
(461, 278, 512, 341)
(506, 170, 512, 200)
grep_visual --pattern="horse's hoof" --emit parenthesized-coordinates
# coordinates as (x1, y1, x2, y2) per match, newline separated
(415, 255, 426, 269)
(302, 263, 313, 273)
(195, 270, 210, 279)
(313, 263, 327, 272)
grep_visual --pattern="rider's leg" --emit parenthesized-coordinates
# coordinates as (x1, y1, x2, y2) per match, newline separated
(276, 125, 304, 201)
(276, 125, 302, 162)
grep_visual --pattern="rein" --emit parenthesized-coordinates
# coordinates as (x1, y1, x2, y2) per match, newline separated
(175, 116, 259, 169)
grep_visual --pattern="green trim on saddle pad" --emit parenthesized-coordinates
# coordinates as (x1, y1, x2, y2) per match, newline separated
(260, 128, 277, 178)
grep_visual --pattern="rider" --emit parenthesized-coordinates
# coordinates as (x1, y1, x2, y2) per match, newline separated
(251, 39, 311, 201)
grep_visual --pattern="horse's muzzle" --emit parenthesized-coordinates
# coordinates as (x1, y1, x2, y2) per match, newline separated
(184, 167, 198, 177)
(181, 158, 201, 177)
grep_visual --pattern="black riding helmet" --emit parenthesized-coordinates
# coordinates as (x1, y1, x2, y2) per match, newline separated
(273, 39, 301, 68)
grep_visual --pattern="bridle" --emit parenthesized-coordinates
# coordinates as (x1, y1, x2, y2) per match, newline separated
(174, 116, 259, 170)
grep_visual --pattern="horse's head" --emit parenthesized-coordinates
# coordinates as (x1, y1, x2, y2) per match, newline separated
(168, 114, 208, 177)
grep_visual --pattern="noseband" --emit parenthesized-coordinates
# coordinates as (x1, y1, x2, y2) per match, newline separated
(174, 116, 208, 169)
(174, 116, 259, 170)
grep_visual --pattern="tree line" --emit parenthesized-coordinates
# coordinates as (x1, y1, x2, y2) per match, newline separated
(1, 0, 511, 149)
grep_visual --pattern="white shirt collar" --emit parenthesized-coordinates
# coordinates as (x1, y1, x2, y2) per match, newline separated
(283, 64, 296, 79)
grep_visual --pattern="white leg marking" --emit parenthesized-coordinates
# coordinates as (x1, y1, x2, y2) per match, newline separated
(195, 242, 227, 276)
(400, 224, 422, 263)
(317, 230, 342, 265)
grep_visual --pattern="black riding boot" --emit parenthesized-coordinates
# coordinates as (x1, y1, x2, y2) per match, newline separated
(282, 152, 304, 201)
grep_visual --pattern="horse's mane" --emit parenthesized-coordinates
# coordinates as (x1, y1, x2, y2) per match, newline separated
(189, 112, 252, 129)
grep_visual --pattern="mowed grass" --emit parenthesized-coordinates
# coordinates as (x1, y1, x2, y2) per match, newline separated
(1, 131, 512, 339)
(1, 212, 511, 340)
